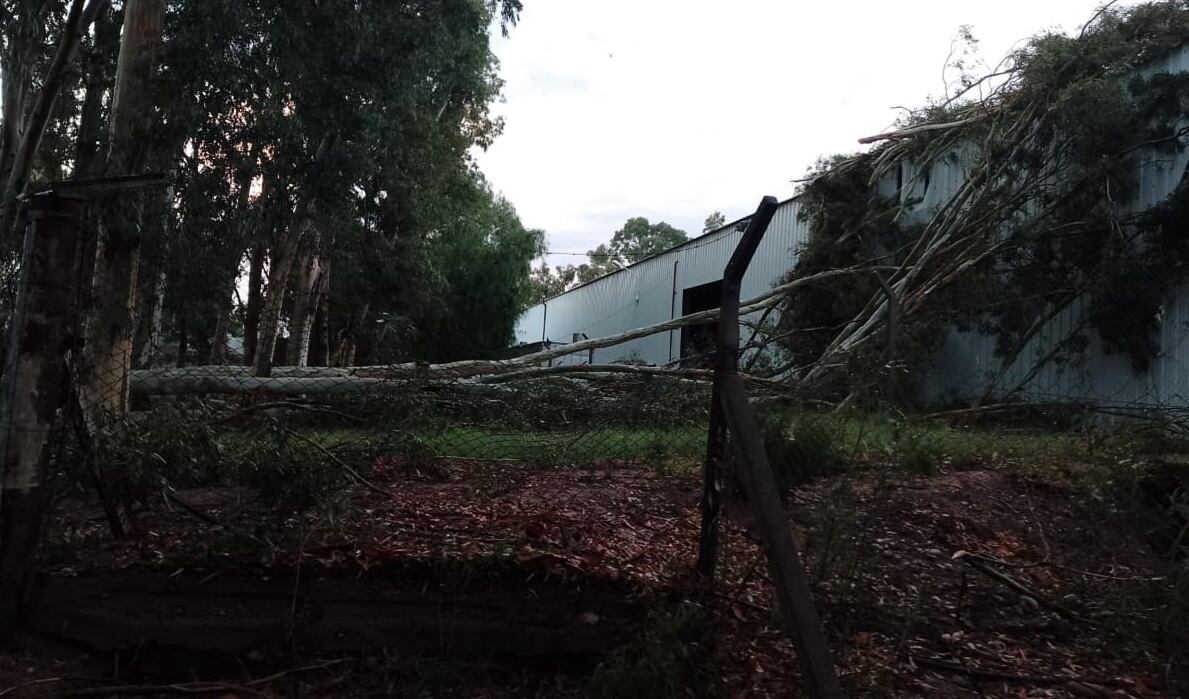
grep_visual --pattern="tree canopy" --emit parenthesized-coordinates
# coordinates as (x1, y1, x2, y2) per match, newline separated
(0, 0, 541, 373)
(529, 216, 688, 301)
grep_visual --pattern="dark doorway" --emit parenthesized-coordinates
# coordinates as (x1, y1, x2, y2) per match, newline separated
(680, 280, 722, 367)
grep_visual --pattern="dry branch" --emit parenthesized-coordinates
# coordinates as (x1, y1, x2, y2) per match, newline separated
(858, 116, 983, 144)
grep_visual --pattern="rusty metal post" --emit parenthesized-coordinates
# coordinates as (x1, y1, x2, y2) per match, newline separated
(709, 196, 843, 698)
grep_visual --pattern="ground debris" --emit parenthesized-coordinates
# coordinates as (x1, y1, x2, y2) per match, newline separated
(5, 464, 1175, 697)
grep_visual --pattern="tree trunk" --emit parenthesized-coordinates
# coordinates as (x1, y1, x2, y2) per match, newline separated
(332, 301, 368, 368)
(252, 136, 331, 377)
(0, 13, 36, 207)
(132, 269, 164, 369)
(286, 229, 322, 368)
(0, 193, 83, 635)
(73, 3, 118, 180)
(253, 222, 300, 376)
(72, 5, 118, 327)
(175, 319, 188, 368)
(0, 0, 109, 240)
(242, 246, 265, 366)
(309, 263, 330, 367)
(208, 165, 254, 367)
(208, 299, 230, 365)
(80, 0, 165, 414)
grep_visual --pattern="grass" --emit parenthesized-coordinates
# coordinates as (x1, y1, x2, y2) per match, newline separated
(290, 426, 709, 468)
(820, 412, 1092, 469)
(216, 407, 1166, 483)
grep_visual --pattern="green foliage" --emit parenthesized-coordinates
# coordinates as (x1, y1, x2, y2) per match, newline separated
(232, 425, 351, 512)
(891, 429, 943, 477)
(60, 408, 226, 508)
(527, 261, 578, 306)
(762, 413, 846, 490)
(703, 211, 726, 232)
(392, 179, 545, 361)
(535, 217, 691, 293)
(606, 217, 689, 264)
(589, 601, 717, 699)
(645, 436, 675, 475)
(80, 0, 538, 368)
(777, 1, 1189, 399)
(778, 156, 922, 371)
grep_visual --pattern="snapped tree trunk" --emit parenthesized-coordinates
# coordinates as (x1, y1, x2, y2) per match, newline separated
(79, 0, 165, 414)
(0, 193, 83, 634)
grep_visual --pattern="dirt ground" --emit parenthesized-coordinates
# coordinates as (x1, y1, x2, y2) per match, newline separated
(0, 457, 1178, 697)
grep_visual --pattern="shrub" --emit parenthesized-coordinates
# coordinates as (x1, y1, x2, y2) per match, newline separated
(893, 430, 943, 477)
(762, 414, 846, 491)
(233, 424, 350, 512)
(589, 601, 716, 699)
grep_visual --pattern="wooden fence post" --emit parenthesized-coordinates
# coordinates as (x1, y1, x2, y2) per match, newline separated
(710, 196, 844, 698)
(0, 192, 84, 633)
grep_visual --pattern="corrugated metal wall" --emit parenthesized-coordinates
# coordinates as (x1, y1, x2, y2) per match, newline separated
(519, 199, 810, 366)
(914, 45, 1189, 407)
(515, 43, 1189, 407)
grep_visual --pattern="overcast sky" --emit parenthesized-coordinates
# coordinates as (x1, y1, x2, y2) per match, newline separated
(472, 0, 1141, 269)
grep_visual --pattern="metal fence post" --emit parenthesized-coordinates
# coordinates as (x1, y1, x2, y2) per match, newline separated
(707, 196, 843, 698)
(0, 192, 84, 632)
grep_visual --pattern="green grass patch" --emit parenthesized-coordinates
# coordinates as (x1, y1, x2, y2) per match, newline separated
(281, 426, 708, 468)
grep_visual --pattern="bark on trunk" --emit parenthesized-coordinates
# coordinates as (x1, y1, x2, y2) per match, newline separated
(73, 4, 118, 180)
(71, 5, 117, 326)
(285, 228, 322, 368)
(80, 0, 165, 414)
(253, 135, 331, 377)
(696, 381, 727, 579)
(242, 246, 265, 366)
(208, 301, 230, 365)
(132, 269, 164, 369)
(0, 193, 83, 634)
(309, 266, 331, 367)
(175, 319, 188, 368)
(0, 16, 36, 206)
(208, 165, 254, 367)
(0, 0, 109, 240)
(331, 301, 367, 368)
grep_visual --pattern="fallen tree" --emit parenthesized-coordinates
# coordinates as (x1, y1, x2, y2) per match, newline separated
(128, 266, 865, 396)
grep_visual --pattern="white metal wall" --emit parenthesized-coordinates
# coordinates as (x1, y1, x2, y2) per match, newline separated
(519, 199, 810, 367)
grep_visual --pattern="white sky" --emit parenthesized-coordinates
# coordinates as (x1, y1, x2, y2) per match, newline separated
(473, 0, 1142, 269)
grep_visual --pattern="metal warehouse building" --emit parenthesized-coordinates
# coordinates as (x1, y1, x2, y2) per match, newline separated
(514, 44, 1189, 408)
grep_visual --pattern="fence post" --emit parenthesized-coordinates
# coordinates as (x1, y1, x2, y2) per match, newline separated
(695, 381, 726, 578)
(710, 196, 843, 698)
(0, 192, 84, 633)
